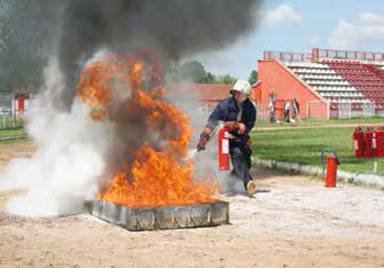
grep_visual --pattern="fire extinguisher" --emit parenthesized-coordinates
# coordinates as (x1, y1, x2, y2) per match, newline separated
(325, 153, 339, 188)
(372, 131, 378, 157)
(364, 127, 377, 158)
(352, 127, 365, 159)
(217, 127, 230, 170)
(376, 127, 384, 157)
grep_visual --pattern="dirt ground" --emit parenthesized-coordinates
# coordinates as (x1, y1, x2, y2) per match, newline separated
(0, 141, 383, 268)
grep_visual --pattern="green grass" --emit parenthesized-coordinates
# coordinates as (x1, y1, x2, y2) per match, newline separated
(251, 127, 384, 175)
(255, 116, 384, 128)
(0, 127, 28, 141)
(0, 118, 24, 129)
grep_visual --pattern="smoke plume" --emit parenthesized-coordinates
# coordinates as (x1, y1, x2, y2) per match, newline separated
(58, 0, 259, 73)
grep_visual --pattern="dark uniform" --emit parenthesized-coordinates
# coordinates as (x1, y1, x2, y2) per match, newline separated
(205, 96, 256, 189)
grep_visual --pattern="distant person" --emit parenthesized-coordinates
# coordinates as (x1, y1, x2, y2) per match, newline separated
(268, 100, 275, 124)
(268, 92, 276, 124)
(284, 101, 290, 123)
(196, 80, 257, 195)
(290, 98, 300, 123)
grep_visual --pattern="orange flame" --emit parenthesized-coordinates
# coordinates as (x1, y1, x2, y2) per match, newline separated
(77, 52, 217, 208)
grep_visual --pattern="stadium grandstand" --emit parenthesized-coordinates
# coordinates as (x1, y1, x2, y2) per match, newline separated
(254, 48, 384, 119)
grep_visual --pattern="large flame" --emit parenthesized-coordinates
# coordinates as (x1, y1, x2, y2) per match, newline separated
(77, 51, 217, 208)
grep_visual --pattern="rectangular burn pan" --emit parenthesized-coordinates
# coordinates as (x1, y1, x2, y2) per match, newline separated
(86, 200, 229, 231)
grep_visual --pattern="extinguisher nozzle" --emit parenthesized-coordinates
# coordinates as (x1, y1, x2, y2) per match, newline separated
(184, 149, 198, 161)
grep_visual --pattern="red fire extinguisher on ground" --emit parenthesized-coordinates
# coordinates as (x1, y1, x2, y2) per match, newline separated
(325, 153, 339, 188)
(364, 127, 377, 158)
(352, 127, 365, 159)
(217, 127, 230, 170)
(376, 127, 384, 157)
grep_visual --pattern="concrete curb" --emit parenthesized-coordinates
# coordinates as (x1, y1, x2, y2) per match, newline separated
(0, 135, 28, 142)
(253, 157, 384, 189)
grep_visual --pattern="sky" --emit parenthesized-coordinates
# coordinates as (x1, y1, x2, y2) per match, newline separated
(191, 0, 384, 79)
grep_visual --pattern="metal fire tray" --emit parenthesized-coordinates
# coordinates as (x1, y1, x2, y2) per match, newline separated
(86, 200, 229, 231)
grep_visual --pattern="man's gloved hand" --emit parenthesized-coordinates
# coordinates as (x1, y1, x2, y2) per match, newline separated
(238, 123, 247, 135)
(223, 121, 239, 131)
(196, 132, 210, 151)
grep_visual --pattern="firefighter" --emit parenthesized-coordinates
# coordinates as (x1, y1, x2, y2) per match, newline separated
(196, 80, 257, 195)
(283, 100, 290, 123)
(268, 92, 276, 124)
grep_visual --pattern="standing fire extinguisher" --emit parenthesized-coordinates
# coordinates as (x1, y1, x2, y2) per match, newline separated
(352, 127, 365, 159)
(376, 127, 384, 157)
(325, 153, 339, 188)
(364, 127, 377, 158)
(372, 131, 378, 157)
(217, 127, 230, 170)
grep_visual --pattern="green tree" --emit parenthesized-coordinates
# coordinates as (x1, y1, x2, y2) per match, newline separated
(179, 61, 207, 82)
(248, 70, 258, 85)
(0, 0, 46, 92)
(215, 74, 237, 84)
(168, 60, 238, 84)
(201, 72, 216, 83)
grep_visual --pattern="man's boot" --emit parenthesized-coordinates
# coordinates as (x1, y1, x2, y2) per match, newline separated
(246, 180, 257, 195)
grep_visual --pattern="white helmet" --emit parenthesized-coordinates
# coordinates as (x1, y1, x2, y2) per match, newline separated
(232, 79, 251, 95)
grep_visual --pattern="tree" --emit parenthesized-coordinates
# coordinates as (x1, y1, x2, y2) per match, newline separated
(248, 70, 258, 85)
(0, 0, 47, 92)
(215, 74, 237, 84)
(201, 72, 216, 83)
(179, 61, 207, 83)
(167, 60, 238, 84)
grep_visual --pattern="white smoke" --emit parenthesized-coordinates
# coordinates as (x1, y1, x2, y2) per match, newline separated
(165, 82, 244, 194)
(0, 55, 116, 217)
(192, 134, 245, 195)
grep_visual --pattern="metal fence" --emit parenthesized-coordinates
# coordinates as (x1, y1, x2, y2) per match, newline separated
(256, 102, 384, 121)
(328, 103, 380, 119)
(337, 103, 352, 119)
(362, 103, 376, 117)
(256, 105, 269, 121)
(264, 48, 384, 64)
(0, 93, 23, 129)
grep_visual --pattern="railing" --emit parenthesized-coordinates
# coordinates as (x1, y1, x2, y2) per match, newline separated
(0, 94, 26, 129)
(263, 48, 384, 64)
(0, 108, 22, 129)
(314, 48, 384, 63)
(263, 51, 312, 62)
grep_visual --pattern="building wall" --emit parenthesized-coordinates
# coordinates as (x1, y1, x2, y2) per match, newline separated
(251, 81, 262, 104)
(258, 60, 328, 119)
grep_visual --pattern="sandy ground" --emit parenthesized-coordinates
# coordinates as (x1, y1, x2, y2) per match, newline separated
(0, 141, 383, 268)
(0, 141, 37, 172)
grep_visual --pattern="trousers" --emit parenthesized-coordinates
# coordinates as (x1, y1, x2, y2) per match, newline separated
(229, 141, 253, 189)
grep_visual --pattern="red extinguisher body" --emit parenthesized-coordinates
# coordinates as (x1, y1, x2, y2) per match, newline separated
(325, 154, 338, 187)
(376, 127, 384, 157)
(352, 128, 365, 159)
(218, 127, 230, 170)
(364, 128, 377, 158)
